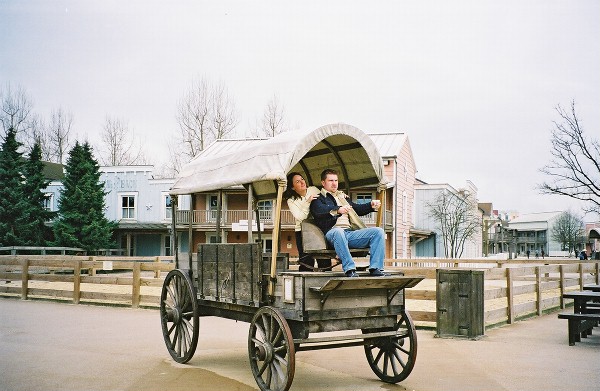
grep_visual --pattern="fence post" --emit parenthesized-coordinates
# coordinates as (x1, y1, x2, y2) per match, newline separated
(596, 262, 599, 285)
(21, 259, 29, 300)
(90, 256, 96, 276)
(73, 260, 81, 304)
(536, 266, 542, 316)
(579, 263, 584, 289)
(154, 256, 160, 279)
(559, 265, 565, 309)
(507, 268, 514, 324)
(132, 262, 141, 308)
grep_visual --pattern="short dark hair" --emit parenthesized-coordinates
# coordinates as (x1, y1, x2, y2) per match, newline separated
(320, 168, 338, 181)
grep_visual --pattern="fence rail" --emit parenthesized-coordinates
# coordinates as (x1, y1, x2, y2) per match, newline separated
(2, 255, 599, 332)
(0, 255, 174, 308)
(384, 258, 600, 328)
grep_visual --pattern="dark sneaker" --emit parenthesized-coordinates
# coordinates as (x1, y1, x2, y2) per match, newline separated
(369, 268, 390, 277)
(345, 269, 359, 278)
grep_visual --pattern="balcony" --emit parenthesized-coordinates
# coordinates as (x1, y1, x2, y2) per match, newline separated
(175, 209, 393, 231)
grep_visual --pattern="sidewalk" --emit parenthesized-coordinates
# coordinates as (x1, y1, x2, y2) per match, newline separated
(1, 298, 598, 391)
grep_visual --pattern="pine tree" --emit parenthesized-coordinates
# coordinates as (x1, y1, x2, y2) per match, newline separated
(20, 142, 54, 245)
(53, 142, 116, 252)
(0, 128, 29, 246)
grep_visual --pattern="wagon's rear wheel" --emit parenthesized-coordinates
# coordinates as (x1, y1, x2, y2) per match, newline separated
(160, 269, 199, 364)
(364, 311, 417, 383)
(248, 306, 295, 391)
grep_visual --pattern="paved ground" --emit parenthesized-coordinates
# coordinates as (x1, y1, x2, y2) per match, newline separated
(1, 298, 598, 391)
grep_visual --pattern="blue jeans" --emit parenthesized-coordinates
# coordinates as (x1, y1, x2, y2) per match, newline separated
(325, 227, 385, 272)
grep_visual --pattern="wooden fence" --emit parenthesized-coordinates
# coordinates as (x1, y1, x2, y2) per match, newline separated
(385, 259, 600, 329)
(2, 255, 599, 332)
(0, 255, 174, 308)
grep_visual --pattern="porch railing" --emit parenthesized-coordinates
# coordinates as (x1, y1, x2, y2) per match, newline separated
(176, 209, 394, 229)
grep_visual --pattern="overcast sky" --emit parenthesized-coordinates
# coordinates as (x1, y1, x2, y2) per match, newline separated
(1, 1, 599, 219)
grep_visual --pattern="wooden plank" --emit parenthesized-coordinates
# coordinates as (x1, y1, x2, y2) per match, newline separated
(485, 307, 508, 324)
(512, 284, 537, 296)
(140, 262, 175, 272)
(80, 276, 134, 285)
(73, 260, 81, 304)
(484, 287, 506, 300)
(132, 262, 141, 308)
(21, 259, 29, 300)
(27, 288, 72, 299)
(310, 276, 424, 292)
(507, 268, 514, 324)
(405, 289, 436, 300)
(0, 286, 21, 295)
(408, 310, 436, 322)
(0, 271, 22, 280)
(79, 291, 132, 302)
(536, 267, 542, 316)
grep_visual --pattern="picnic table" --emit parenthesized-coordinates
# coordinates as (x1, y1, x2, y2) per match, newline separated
(583, 284, 600, 292)
(562, 291, 600, 313)
(558, 290, 600, 345)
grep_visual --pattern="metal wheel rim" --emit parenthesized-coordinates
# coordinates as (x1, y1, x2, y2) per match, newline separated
(160, 269, 199, 364)
(248, 306, 295, 391)
(364, 311, 417, 383)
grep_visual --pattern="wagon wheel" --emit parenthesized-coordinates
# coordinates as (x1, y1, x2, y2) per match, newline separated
(363, 311, 417, 383)
(160, 269, 199, 364)
(248, 306, 295, 391)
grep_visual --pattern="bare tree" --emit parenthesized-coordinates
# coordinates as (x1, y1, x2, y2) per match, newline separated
(427, 189, 481, 258)
(210, 81, 238, 140)
(551, 210, 585, 255)
(0, 83, 34, 141)
(46, 107, 74, 163)
(176, 77, 211, 159)
(251, 95, 288, 138)
(24, 113, 53, 161)
(175, 77, 238, 167)
(98, 116, 145, 166)
(539, 101, 600, 215)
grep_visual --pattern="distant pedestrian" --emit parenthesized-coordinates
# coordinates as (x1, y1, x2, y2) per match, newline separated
(526, 249, 530, 259)
(535, 250, 539, 259)
(579, 250, 587, 260)
(541, 249, 545, 259)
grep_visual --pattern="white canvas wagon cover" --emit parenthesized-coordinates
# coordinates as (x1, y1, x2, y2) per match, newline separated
(170, 123, 387, 199)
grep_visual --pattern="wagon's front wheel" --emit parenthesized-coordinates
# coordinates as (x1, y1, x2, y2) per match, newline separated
(160, 269, 199, 364)
(248, 306, 295, 391)
(364, 311, 417, 383)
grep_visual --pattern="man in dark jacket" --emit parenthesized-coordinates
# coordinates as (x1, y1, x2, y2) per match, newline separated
(310, 169, 388, 277)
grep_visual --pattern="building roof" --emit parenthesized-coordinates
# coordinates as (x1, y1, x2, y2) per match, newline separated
(367, 133, 407, 158)
(509, 211, 562, 224)
(42, 161, 64, 180)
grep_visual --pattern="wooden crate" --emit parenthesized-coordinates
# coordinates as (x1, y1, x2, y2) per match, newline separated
(197, 243, 263, 306)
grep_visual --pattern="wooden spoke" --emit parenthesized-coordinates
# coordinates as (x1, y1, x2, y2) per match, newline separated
(160, 270, 199, 364)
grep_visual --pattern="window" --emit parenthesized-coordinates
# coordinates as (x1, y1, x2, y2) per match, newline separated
(163, 234, 172, 256)
(355, 193, 373, 203)
(207, 234, 220, 244)
(258, 200, 272, 222)
(162, 193, 172, 220)
(43, 193, 54, 211)
(208, 194, 218, 221)
(121, 235, 136, 256)
(119, 193, 137, 219)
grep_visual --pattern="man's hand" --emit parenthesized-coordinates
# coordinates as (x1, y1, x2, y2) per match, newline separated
(371, 200, 381, 211)
(338, 205, 352, 214)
